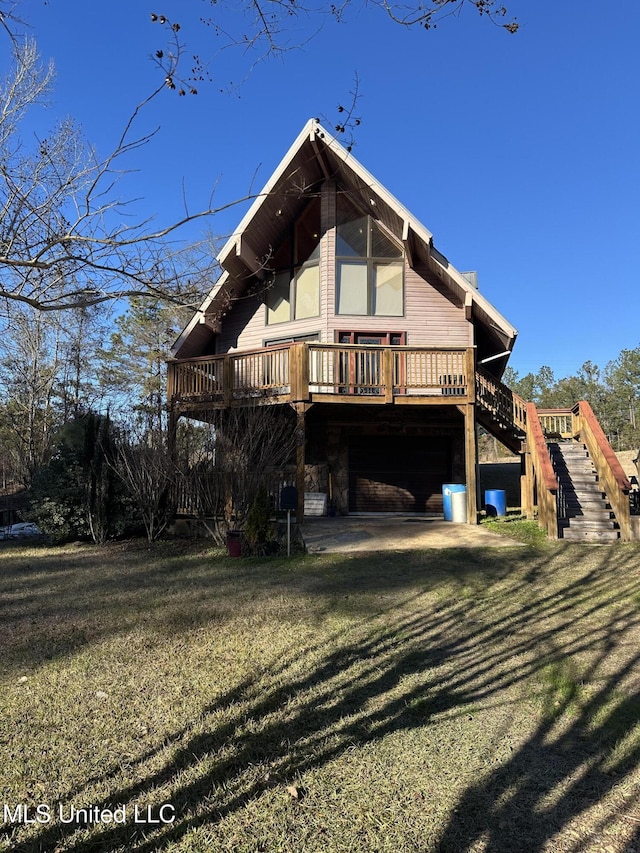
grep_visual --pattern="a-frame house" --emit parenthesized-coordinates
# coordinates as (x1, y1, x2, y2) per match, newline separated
(168, 120, 634, 541)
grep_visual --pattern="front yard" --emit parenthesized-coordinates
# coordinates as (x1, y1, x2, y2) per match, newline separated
(1, 539, 639, 852)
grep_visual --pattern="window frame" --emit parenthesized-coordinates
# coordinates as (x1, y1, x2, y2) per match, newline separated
(335, 214, 405, 318)
(265, 199, 321, 326)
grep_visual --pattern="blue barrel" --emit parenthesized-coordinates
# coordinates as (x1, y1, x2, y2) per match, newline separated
(485, 489, 507, 517)
(442, 484, 466, 521)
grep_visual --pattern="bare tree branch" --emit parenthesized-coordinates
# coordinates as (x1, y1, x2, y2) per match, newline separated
(0, 30, 272, 312)
(153, 0, 517, 93)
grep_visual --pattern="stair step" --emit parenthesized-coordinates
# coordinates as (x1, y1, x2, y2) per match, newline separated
(558, 480, 601, 490)
(564, 519, 618, 530)
(556, 463, 595, 470)
(562, 529, 621, 542)
(565, 508, 614, 518)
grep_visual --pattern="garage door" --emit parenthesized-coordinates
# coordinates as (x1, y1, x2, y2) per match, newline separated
(348, 436, 452, 513)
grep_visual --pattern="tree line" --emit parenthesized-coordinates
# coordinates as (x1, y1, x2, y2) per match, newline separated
(0, 294, 298, 547)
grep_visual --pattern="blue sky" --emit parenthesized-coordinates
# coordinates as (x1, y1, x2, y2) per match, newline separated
(11, 0, 640, 380)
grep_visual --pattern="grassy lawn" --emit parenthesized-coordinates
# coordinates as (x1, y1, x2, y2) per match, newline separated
(1, 538, 640, 852)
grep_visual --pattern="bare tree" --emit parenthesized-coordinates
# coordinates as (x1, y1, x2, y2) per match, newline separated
(178, 404, 297, 542)
(0, 35, 250, 314)
(0, 303, 64, 483)
(111, 428, 180, 542)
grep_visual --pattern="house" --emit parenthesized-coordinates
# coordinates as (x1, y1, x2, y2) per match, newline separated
(168, 119, 634, 541)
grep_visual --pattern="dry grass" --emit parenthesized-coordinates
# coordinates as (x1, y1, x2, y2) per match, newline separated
(1, 538, 640, 852)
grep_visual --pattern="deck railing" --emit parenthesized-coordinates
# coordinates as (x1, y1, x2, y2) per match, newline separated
(167, 345, 292, 404)
(537, 408, 575, 438)
(168, 343, 473, 406)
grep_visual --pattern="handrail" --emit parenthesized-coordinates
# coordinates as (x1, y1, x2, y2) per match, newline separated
(526, 402, 558, 538)
(475, 366, 527, 433)
(574, 400, 631, 540)
(168, 342, 292, 365)
(575, 401, 631, 491)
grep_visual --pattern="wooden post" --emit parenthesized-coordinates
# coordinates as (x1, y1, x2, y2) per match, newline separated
(464, 403, 478, 523)
(166, 361, 176, 402)
(223, 355, 232, 407)
(290, 343, 310, 402)
(383, 348, 394, 403)
(521, 450, 534, 518)
(294, 403, 308, 523)
(464, 348, 478, 523)
(465, 347, 477, 404)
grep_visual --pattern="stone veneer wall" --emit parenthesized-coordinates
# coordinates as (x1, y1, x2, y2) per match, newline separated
(304, 463, 329, 495)
(325, 427, 349, 515)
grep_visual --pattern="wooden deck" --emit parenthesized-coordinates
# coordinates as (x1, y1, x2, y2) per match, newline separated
(167, 342, 478, 411)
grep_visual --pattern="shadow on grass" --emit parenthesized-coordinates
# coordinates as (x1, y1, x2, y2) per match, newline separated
(3, 540, 640, 851)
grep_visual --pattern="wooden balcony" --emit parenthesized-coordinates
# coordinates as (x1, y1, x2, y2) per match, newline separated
(167, 342, 477, 412)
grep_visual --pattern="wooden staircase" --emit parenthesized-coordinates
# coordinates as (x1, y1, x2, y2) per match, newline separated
(474, 371, 633, 541)
(548, 440, 621, 542)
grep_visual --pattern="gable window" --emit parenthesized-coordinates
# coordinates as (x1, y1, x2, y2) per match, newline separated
(336, 197, 404, 317)
(266, 197, 321, 325)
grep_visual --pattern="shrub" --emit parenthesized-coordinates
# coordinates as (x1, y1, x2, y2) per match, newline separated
(244, 487, 277, 555)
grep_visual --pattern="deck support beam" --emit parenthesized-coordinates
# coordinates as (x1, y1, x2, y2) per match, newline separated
(292, 403, 313, 523)
(463, 404, 478, 523)
(457, 403, 478, 523)
(462, 347, 478, 523)
(521, 449, 534, 518)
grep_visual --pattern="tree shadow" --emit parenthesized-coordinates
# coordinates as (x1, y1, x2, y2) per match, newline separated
(6, 543, 640, 852)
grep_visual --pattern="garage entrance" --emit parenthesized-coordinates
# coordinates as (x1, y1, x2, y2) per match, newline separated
(348, 435, 452, 513)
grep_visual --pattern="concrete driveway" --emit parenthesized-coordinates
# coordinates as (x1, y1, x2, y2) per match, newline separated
(301, 515, 523, 553)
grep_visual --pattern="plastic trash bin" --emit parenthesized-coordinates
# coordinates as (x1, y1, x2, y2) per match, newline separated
(485, 489, 507, 517)
(451, 488, 468, 523)
(442, 484, 466, 522)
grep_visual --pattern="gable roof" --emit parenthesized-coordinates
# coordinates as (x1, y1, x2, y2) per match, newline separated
(172, 119, 518, 361)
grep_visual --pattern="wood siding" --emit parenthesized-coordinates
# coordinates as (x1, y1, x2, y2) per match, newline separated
(216, 180, 471, 354)
(218, 259, 470, 352)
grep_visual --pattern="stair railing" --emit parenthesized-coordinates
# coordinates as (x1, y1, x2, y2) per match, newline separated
(526, 403, 558, 538)
(573, 401, 632, 540)
(475, 367, 527, 433)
